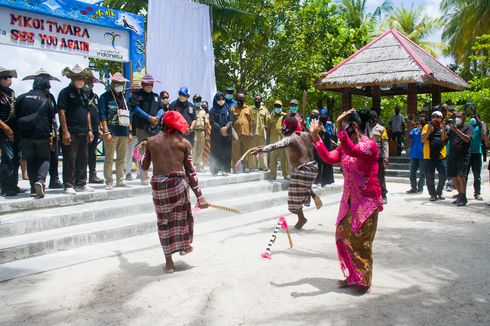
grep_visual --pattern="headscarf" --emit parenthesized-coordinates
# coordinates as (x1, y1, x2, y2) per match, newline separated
(212, 92, 229, 127)
(162, 110, 189, 134)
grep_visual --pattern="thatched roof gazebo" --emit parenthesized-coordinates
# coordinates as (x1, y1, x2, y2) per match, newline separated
(315, 29, 469, 115)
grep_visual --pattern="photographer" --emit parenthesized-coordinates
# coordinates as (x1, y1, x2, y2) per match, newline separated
(421, 111, 447, 201)
(444, 110, 473, 206)
(467, 105, 483, 201)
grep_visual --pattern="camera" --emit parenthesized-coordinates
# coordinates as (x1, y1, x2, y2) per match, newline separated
(446, 119, 454, 125)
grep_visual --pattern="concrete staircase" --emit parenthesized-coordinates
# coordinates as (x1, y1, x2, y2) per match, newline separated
(334, 156, 412, 183)
(0, 171, 343, 281)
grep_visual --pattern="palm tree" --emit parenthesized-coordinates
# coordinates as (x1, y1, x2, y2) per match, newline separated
(441, 0, 490, 65)
(385, 4, 443, 57)
(337, 0, 393, 29)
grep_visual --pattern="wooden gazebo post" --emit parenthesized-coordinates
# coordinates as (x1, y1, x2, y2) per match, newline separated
(372, 86, 381, 115)
(342, 89, 351, 111)
(407, 83, 417, 116)
(432, 85, 441, 108)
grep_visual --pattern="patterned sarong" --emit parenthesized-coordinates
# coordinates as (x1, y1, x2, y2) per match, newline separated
(151, 172, 194, 256)
(288, 161, 319, 213)
(336, 209, 378, 286)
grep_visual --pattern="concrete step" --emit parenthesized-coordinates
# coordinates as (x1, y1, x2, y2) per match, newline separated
(333, 167, 418, 178)
(387, 162, 411, 170)
(0, 190, 343, 282)
(388, 156, 411, 164)
(0, 172, 269, 215)
(0, 182, 343, 264)
(0, 180, 289, 238)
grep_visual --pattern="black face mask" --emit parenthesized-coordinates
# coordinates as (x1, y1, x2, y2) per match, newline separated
(311, 114, 319, 120)
(237, 99, 244, 106)
(254, 101, 261, 108)
(203, 106, 209, 112)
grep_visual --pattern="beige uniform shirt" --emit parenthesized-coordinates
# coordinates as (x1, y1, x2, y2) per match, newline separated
(232, 105, 253, 136)
(252, 104, 269, 137)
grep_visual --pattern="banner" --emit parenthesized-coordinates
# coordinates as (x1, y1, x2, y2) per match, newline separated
(0, 8, 130, 62)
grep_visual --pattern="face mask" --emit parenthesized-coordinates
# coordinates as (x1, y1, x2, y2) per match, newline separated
(274, 107, 282, 114)
(254, 101, 261, 108)
(114, 85, 124, 93)
(311, 114, 319, 120)
(455, 117, 463, 126)
(217, 100, 225, 106)
(226, 94, 233, 100)
(194, 102, 202, 108)
(203, 106, 209, 112)
(82, 84, 92, 93)
(290, 107, 298, 113)
(419, 121, 426, 126)
(431, 119, 441, 128)
(237, 99, 244, 106)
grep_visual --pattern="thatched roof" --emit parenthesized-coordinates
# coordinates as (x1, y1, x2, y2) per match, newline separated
(316, 29, 469, 92)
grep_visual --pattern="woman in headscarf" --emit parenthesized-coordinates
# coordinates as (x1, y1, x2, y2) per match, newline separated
(310, 109, 383, 294)
(315, 108, 335, 186)
(209, 92, 232, 176)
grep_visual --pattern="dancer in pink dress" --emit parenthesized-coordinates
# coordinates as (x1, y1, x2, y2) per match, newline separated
(310, 109, 383, 294)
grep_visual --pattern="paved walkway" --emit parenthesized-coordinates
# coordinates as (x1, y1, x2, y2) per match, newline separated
(0, 182, 489, 326)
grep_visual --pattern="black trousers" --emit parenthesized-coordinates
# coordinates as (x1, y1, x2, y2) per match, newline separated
(88, 133, 99, 176)
(22, 139, 50, 192)
(378, 157, 387, 197)
(49, 136, 60, 183)
(467, 153, 482, 196)
(62, 133, 88, 188)
(425, 159, 447, 197)
(314, 151, 334, 186)
(0, 132, 20, 192)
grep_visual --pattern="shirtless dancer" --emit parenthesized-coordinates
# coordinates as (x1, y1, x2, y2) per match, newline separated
(251, 117, 322, 229)
(141, 111, 208, 273)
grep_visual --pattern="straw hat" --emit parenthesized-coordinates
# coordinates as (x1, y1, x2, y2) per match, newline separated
(22, 68, 60, 82)
(0, 66, 17, 78)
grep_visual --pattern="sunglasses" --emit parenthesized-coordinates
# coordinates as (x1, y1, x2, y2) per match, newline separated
(1, 76, 13, 80)
(161, 96, 169, 100)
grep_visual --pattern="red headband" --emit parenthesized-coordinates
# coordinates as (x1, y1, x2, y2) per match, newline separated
(163, 111, 189, 134)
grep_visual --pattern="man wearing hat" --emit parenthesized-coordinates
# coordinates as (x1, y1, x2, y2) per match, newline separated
(129, 74, 163, 185)
(225, 87, 237, 108)
(192, 94, 207, 172)
(266, 100, 288, 180)
(0, 66, 22, 196)
(15, 76, 56, 198)
(99, 72, 132, 190)
(250, 94, 269, 172)
(23, 69, 64, 189)
(58, 65, 95, 195)
(421, 110, 448, 202)
(169, 87, 197, 145)
(231, 93, 254, 173)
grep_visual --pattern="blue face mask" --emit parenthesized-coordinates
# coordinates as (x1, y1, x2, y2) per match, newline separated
(274, 107, 282, 114)
(469, 118, 477, 126)
(194, 102, 202, 108)
(290, 107, 298, 113)
(226, 94, 233, 100)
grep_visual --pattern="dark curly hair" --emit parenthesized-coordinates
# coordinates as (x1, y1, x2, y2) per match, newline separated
(348, 109, 371, 134)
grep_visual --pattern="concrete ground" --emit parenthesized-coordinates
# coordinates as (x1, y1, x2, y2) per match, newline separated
(0, 181, 489, 326)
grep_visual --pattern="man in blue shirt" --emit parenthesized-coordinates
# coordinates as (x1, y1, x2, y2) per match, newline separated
(467, 114, 483, 200)
(99, 72, 133, 190)
(407, 115, 427, 193)
(224, 87, 237, 108)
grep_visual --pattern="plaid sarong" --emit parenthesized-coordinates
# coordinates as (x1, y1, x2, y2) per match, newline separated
(151, 172, 194, 256)
(288, 161, 319, 213)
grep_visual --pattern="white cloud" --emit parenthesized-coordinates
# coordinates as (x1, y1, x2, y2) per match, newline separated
(0, 44, 106, 97)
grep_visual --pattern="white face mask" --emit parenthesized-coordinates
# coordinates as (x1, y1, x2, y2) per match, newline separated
(114, 85, 124, 93)
(274, 107, 282, 114)
(455, 117, 463, 126)
(217, 100, 225, 106)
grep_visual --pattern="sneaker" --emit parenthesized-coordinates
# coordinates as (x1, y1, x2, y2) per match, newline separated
(89, 176, 104, 184)
(117, 183, 131, 188)
(452, 195, 461, 205)
(49, 180, 64, 189)
(437, 195, 445, 200)
(457, 196, 468, 206)
(5, 189, 17, 197)
(125, 173, 133, 181)
(64, 187, 77, 195)
(475, 194, 483, 201)
(30, 192, 37, 198)
(74, 185, 95, 193)
(406, 189, 417, 194)
(105, 184, 114, 191)
(15, 186, 27, 193)
(429, 196, 437, 202)
(34, 182, 45, 199)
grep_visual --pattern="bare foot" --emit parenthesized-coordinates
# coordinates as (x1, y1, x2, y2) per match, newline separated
(313, 193, 323, 209)
(165, 255, 174, 273)
(337, 279, 350, 288)
(179, 247, 193, 256)
(295, 218, 308, 230)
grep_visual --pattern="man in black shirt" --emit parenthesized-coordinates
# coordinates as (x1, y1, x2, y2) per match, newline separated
(84, 78, 104, 184)
(15, 77, 55, 198)
(58, 65, 95, 195)
(169, 87, 197, 145)
(0, 66, 23, 197)
(445, 110, 473, 206)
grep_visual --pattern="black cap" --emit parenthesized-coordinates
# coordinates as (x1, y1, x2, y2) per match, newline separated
(193, 94, 202, 101)
(225, 87, 234, 94)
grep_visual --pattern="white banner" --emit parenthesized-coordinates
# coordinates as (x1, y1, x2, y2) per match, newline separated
(0, 7, 130, 62)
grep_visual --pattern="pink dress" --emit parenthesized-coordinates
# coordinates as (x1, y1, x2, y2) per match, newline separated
(313, 129, 383, 232)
